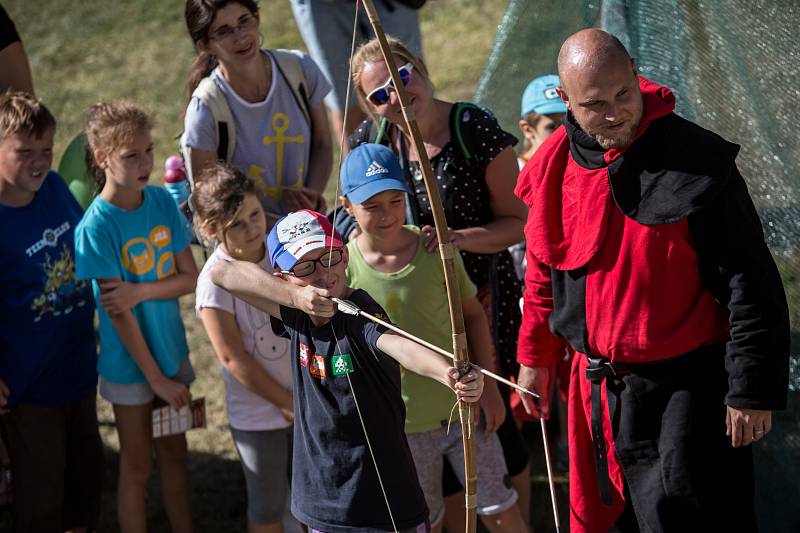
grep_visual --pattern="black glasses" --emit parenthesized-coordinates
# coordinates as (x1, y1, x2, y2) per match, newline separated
(365, 63, 414, 106)
(283, 249, 344, 277)
(210, 14, 258, 42)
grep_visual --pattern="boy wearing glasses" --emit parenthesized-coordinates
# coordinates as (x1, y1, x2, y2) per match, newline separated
(341, 144, 528, 532)
(210, 208, 483, 533)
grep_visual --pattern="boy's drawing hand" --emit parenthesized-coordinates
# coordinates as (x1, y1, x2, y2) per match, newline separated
(151, 377, 191, 410)
(448, 367, 483, 403)
(291, 285, 335, 317)
(478, 380, 506, 432)
(99, 280, 142, 315)
(421, 225, 465, 253)
(0, 377, 9, 414)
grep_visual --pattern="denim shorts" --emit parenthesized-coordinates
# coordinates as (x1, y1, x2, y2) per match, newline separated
(99, 357, 195, 406)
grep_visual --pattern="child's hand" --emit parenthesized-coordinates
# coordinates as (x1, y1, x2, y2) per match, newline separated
(422, 225, 465, 253)
(282, 187, 325, 212)
(151, 377, 191, 410)
(99, 280, 143, 315)
(0, 377, 9, 414)
(478, 381, 506, 432)
(448, 367, 483, 403)
(291, 285, 336, 317)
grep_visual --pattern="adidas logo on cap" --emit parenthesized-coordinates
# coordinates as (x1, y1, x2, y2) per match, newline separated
(365, 161, 388, 177)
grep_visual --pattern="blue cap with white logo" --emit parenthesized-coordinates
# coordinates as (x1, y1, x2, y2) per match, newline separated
(341, 143, 409, 205)
(520, 74, 567, 117)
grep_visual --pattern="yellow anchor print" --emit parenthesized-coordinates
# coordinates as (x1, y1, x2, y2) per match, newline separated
(248, 164, 274, 199)
(263, 112, 304, 198)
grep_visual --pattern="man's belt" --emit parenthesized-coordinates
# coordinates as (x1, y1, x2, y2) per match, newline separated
(585, 356, 635, 506)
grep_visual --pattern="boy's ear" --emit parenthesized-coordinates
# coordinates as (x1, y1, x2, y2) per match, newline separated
(93, 148, 107, 169)
(519, 120, 533, 137)
(341, 196, 354, 216)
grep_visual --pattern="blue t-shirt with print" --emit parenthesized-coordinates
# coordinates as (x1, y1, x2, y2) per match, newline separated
(272, 289, 428, 533)
(182, 49, 331, 216)
(75, 186, 192, 384)
(0, 172, 97, 406)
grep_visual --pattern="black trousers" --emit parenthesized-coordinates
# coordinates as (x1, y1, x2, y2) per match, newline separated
(606, 343, 757, 532)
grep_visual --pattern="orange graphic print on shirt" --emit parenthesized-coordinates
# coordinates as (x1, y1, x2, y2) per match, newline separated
(121, 225, 175, 279)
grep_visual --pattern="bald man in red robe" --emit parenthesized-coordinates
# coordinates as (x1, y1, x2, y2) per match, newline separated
(515, 29, 789, 532)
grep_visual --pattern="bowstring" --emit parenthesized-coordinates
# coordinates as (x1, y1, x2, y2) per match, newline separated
(323, 1, 399, 531)
(330, 328, 399, 533)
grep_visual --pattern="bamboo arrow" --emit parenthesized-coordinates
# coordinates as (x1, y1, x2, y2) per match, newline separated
(359, 2, 478, 530)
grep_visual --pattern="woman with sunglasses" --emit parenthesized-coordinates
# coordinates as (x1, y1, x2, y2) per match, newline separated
(347, 37, 532, 531)
(182, 0, 333, 222)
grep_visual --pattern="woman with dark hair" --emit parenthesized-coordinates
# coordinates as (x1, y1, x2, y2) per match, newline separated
(181, 0, 332, 223)
(346, 37, 532, 531)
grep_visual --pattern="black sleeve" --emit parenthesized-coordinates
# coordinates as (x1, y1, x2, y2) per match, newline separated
(350, 290, 392, 360)
(689, 166, 790, 410)
(269, 305, 297, 339)
(327, 204, 358, 243)
(461, 104, 518, 166)
(347, 118, 375, 151)
(1, 5, 21, 51)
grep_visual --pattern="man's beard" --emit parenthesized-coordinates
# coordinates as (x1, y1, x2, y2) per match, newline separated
(591, 124, 637, 150)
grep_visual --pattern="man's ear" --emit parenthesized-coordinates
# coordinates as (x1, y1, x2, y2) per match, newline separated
(555, 87, 571, 111)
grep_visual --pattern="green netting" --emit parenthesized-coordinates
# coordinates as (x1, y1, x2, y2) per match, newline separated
(475, 1, 800, 530)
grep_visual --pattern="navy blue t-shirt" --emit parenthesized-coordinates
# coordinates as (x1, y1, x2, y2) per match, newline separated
(272, 289, 428, 532)
(0, 172, 97, 406)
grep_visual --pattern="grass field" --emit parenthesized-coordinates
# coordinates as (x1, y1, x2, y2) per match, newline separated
(2, 1, 571, 532)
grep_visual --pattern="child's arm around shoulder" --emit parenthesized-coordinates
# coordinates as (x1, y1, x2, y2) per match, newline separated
(210, 259, 336, 320)
(376, 332, 483, 403)
(199, 306, 294, 417)
(99, 247, 198, 315)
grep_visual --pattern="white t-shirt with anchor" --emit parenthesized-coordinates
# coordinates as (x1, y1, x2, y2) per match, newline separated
(182, 49, 330, 217)
(196, 244, 293, 431)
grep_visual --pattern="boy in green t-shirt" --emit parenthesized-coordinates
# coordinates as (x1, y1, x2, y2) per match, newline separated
(341, 144, 527, 532)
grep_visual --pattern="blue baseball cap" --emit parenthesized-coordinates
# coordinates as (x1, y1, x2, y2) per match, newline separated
(268, 210, 343, 271)
(341, 143, 409, 204)
(520, 75, 567, 116)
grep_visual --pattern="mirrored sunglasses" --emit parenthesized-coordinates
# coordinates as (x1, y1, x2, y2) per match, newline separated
(365, 63, 414, 106)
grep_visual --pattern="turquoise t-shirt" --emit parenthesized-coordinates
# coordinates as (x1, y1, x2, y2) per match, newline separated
(346, 226, 477, 433)
(75, 186, 192, 384)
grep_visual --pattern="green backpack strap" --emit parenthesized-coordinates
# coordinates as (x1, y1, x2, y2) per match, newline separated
(451, 102, 482, 161)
